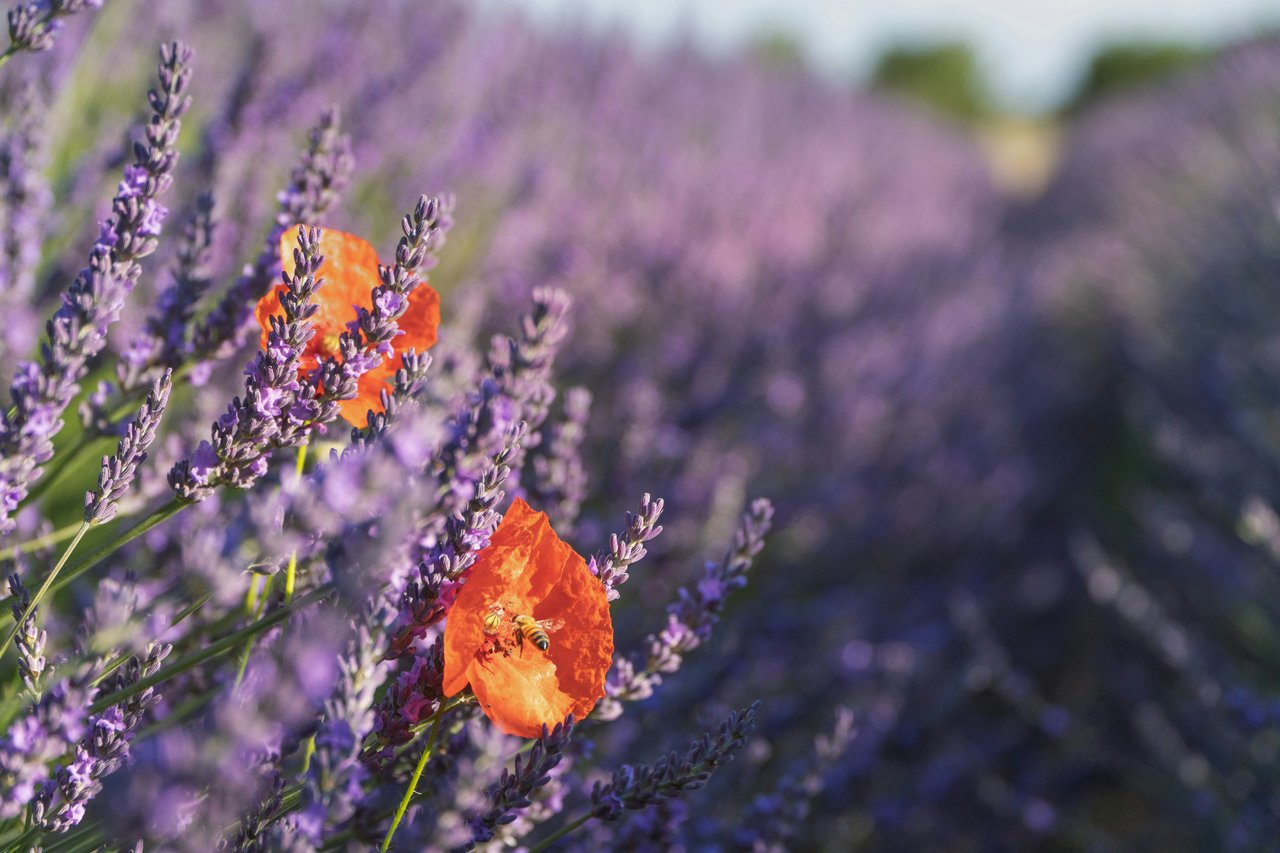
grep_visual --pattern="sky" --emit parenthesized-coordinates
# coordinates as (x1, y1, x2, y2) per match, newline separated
(482, 0, 1280, 111)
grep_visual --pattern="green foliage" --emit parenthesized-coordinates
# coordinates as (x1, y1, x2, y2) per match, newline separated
(870, 42, 994, 123)
(1063, 41, 1211, 114)
(749, 30, 807, 71)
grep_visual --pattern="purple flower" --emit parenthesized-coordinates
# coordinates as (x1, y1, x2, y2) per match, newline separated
(0, 42, 191, 535)
(374, 289, 406, 317)
(189, 441, 218, 484)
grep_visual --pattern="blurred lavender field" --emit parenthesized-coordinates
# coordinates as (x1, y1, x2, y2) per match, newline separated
(2, 0, 1280, 849)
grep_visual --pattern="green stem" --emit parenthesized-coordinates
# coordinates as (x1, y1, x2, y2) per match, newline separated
(233, 573, 274, 687)
(87, 584, 332, 715)
(235, 439, 310, 686)
(3, 825, 39, 851)
(380, 699, 449, 853)
(49, 496, 187, 596)
(282, 551, 299, 605)
(245, 572, 263, 612)
(0, 522, 88, 659)
(42, 821, 103, 853)
(170, 590, 215, 630)
(527, 814, 593, 853)
(284, 441, 308, 603)
(300, 733, 317, 776)
(0, 519, 83, 561)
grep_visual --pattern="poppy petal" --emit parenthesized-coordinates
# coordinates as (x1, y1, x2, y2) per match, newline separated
(468, 653, 576, 738)
(441, 499, 614, 736)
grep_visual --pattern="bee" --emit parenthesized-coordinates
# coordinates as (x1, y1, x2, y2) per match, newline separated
(513, 613, 564, 652)
(482, 604, 563, 654)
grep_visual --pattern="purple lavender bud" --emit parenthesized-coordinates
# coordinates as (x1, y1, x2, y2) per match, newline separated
(0, 77, 48, 372)
(85, 368, 172, 525)
(220, 769, 285, 851)
(4, 0, 102, 57)
(173, 190, 446, 501)
(598, 498, 771, 721)
(737, 707, 857, 850)
(592, 492, 665, 601)
(349, 347, 432, 451)
(0, 40, 190, 535)
(589, 702, 761, 821)
(307, 193, 449, 425)
(385, 422, 525, 660)
(459, 717, 575, 851)
(294, 615, 388, 843)
(666, 498, 773, 643)
(169, 226, 325, 499)
(423, 288, 571, 554)
(365, 638, 446, 767)
(191, 107, 353, 361)
(115, 191, 217, 395)
(30, 642, 171, 833)
(7, 569, 46, 694)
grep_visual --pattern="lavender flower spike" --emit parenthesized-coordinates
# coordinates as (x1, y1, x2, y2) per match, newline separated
(7, 570, 46, 695)
(386, 421, 526, 660)
(191, 107, 353, 361)
(592, 492, 665, 601)
(426, 288, 572, 539)
(459, 717, 575, 851)
(4, 0, 104, 61)
(169, 225, 325, 500)
(310, 193, 450, 421)
(117, 191, 217, 394)
(600, 498, 773, 717)
(31, 642, 172, 833)
(0, 77, 49, 340)
(85, 369, 172, 525)
(0, 41, 190, 535)
(589, 701, 761, 820)
(666, 497, 774, 645)
(349, 347, 432, 451)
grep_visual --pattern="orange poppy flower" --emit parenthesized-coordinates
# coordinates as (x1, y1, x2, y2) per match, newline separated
(442, 498, 614, 738)
(255, 225, 441, 428)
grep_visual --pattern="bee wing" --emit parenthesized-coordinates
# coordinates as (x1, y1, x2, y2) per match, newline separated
(536, 617, 566, 633)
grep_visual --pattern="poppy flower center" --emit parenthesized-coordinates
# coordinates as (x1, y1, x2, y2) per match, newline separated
(316, 331, 343, 359)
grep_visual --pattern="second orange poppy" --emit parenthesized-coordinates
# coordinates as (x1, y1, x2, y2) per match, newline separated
(256, 225, 440, 428)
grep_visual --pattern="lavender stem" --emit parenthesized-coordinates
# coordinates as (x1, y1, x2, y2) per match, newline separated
(380, 697, 450, 853)
(283, 441, 309, 603)
(526, 814, 591, 853)
(0, 522, 87, 660)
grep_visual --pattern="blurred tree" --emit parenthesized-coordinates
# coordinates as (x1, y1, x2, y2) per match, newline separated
(1062, 41, 1210, 113)
(749, 30, 807, 71)
(870, 42, 994, 123)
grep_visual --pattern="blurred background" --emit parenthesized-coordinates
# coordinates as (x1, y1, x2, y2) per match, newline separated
(489, 0, 1280, 193)
(10, 0, 1280, 848)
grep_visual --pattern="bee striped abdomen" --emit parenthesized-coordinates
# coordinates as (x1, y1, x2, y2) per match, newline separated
(514, 614, 551, 651)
